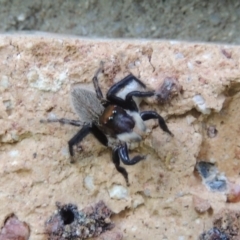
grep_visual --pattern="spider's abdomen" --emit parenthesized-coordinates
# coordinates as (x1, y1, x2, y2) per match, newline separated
(99, 105, 135, 135)
(71, 87, 104, 123)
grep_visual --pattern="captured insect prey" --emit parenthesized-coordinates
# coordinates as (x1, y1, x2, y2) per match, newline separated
(41, 63, 173, 186)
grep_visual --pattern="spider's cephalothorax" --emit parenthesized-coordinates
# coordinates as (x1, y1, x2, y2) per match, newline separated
(41, 64, 173, 186)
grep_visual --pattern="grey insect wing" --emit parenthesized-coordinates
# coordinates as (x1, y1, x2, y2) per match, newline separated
(71, 87, 104, 123)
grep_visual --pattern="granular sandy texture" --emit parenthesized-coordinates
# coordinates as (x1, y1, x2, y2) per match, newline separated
(0, 35, 240, 239)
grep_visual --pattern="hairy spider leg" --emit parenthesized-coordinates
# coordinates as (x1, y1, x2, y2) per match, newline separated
(92, 62, 104, 101)
(140, 111, 174, 136)
(107, 74, 154, 111)
(68, 123, 108, 162)
(40, 118, 83, 127)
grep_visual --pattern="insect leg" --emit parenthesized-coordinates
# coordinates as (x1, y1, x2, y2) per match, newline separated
(118, 143, 145, 165)
(68, 124, 108, 163)
(68, 124, 92, 161)
(107, 74, 146, 97)
(91, 124, 108, 147)
(92, 62, 104, 100)
(140, 111, 173, 136)
(107, 89, 154, 111)
(107, 74, 154, 111)
(125, 90, 155, 111)
(112, 147, 129, 186)
(126, 90, 154, 98)
(106, 94, 135, 110)
(106, 74, 149, 111)
(40, 118, 83, 127)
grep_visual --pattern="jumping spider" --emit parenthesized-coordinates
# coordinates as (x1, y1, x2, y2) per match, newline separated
(41, 64, 173, 186)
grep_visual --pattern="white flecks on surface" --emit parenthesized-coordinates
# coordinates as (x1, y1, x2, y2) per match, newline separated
(165, 197, 174, 203)
(193, 95, 211, 114)
(128, 62, 136, 69)
(84, 175, 95, 191)
(11, 161, 18, 166)
(186, 115, 196, 125)
(195, 218, 201, 224)
(47, 112, 57, 120)
(175, 52, 184, 59)
(108, 185, 128, 199)
(209, 158, 216, 163)
(143, 188, 151, 197)
(203, 54, 212, 59)
(3, 100, 12, 110)
(134, 60, 141, 66)
(9, 150, 19, 157)
(61, 147, 69, 156)
(131, 226, 137, 232)
(11, 131, 19, 141)
(132, 195, 144, 209)
(175, 191, 184, 198)
(16, 53, 21, 59)
(149, 77, 157, 83)
(27, 67, 67, 92)
(0, 76, 10, 90)
(178, 236, 185, 240)
(214, 94, 226, 112)
(187, 62, 194, 70)
(26, 42, 33, 49)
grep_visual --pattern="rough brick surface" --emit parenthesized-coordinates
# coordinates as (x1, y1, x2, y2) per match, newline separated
(0, 34, 240, 239)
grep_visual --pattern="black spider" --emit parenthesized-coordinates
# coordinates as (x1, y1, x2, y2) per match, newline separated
(41, 63, 173, 186)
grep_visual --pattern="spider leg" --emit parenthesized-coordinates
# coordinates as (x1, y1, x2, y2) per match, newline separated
(118, 143, 146, 165)
(112, 143, 145, 186)
(68, 124, 92, 161)
(107, 74, 154, 111)
(40, 118, 83, 127)
(107, 74, 144, 111)
(140, 111, 174, 136)
(125, 90, 155, 111)
(112, 147, 130, 186)
(92, 62, 104, 100)
(107, 90, 154, 112)
(106, 94, 136, 111)
(90, 124, 108, 147)
(107, 74, 146, 96)
(68, 123, 108, 162)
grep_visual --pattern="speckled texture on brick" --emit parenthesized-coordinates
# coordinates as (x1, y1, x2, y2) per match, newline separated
(1, 35, 240, 239)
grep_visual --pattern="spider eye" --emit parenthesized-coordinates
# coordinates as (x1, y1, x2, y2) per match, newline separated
(108, 116, 113, 121)
(112, 110, 117, 114)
